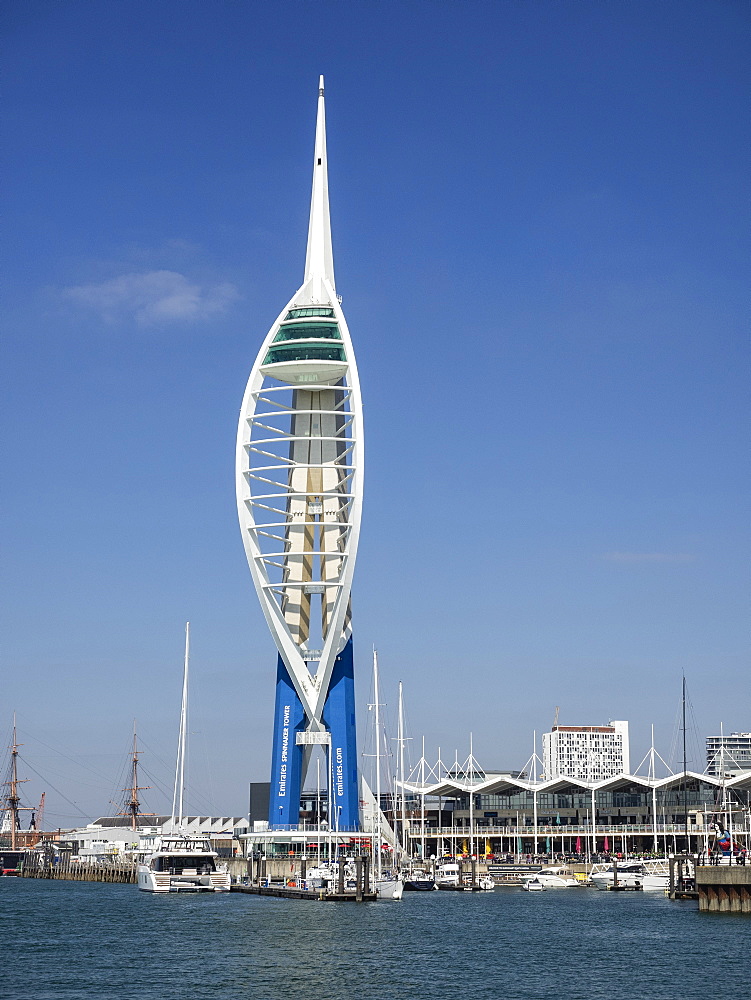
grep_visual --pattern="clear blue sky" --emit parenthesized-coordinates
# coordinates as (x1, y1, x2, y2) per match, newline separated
(2, 1, 748, 827)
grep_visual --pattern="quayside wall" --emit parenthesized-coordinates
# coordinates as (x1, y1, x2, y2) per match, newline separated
(695, 865, 751, 913)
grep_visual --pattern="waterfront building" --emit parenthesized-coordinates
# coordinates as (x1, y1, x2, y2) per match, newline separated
(398, 768, 751, 859)
(59, 816, 249, 858)
(236, 79, 363, 830)
(543, 721, 630, 782)
(706, 732, 751, 776)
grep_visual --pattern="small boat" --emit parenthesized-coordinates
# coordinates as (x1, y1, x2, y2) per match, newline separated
(0, 850, 24, 877)
(435, 862, 461, 886)
(461, 875, 487, 891)
(377, 879, 404, 900)
(639, 873, 670, 891)
(522, 877, 545, 891)
(376, 870, 404, 900)
(403, 868, 437, 891)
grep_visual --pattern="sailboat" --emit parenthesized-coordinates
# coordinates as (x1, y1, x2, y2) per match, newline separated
(371, 651, 403, 900)
(137, 624, 231, 893)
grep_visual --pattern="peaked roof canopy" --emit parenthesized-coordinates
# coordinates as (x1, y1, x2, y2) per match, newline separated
(400, 769, 751, 796)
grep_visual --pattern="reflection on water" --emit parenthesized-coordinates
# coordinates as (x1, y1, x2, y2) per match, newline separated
(2, 879, 748, 1000)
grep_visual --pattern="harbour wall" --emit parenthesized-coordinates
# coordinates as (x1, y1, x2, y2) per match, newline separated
(695, 865, 751, 913)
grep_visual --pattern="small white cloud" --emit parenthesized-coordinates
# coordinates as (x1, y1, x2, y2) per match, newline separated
(63, 270, 238, 325)
(602, 552, 695, 564)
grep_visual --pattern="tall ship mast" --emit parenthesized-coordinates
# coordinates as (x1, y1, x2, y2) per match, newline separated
(1, 714, 42, 849)
(4, 716, 25, 850)
(117, 721, 151, 831)
(236, 77, 363, 829)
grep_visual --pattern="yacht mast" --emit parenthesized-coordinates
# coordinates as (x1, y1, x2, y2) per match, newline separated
(171, 622, 190, 831)
(420, 735, 426, 862)
(373, 649, 382, 881)
(681, 675, 688, 852)
(398, 682, 407, 861)
(650, 724, 658, 854)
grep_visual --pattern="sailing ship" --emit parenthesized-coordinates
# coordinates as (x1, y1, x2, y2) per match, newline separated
(1, 714, 46, 858)
(137, 624, 230, 893)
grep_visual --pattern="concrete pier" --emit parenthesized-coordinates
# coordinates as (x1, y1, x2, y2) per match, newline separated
(696, 865, 751, 913)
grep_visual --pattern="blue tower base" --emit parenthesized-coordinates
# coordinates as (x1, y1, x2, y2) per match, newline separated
(323, 637, 360, 831)
(268, 656, 306, 828)
(268, 637, 359, 830)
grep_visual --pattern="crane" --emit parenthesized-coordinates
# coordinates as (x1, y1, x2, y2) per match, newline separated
(30, 792, 45, 831)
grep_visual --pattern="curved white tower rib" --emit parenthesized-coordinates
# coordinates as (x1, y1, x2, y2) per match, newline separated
(235, 77, 364, 734)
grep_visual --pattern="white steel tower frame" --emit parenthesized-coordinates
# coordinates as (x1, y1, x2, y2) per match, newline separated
(235, 78, 363, 826)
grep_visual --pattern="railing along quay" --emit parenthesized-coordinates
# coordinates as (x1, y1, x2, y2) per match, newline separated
(409, 823, 739, 837)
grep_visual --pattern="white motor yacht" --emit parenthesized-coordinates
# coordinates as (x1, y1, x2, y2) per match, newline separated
(589, 859, 670, 891)
(522, 866, 579, 888)
(435, 862, 461, 886)
(138, 836, 231, 893)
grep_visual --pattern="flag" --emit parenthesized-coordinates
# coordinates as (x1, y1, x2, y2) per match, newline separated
(575, 836, 581, 853)
(555, 813, 561, 825)
(485, 839, 492, 856)
(603, 836, 609, 852)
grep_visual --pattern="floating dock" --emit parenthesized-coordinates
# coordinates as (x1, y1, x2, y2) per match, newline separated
(231, 884, 376, 902)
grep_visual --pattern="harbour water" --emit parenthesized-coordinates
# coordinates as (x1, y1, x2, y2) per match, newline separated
(3, 879, 748, 1000)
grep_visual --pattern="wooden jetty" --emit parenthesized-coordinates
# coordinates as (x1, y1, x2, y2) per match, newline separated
(20, 853, 137, 884)
(237, 854, 376, 902)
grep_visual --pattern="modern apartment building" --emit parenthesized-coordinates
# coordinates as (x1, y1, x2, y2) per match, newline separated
(542, 721, 630, 781)
(706, 732, 751, 776)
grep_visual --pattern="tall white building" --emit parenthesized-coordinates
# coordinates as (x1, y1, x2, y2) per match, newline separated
(542, 721, 630, 782)
(706, 732, 751, 776)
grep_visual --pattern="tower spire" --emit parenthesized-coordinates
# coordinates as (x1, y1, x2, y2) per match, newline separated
(304, 75, 335, 294)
